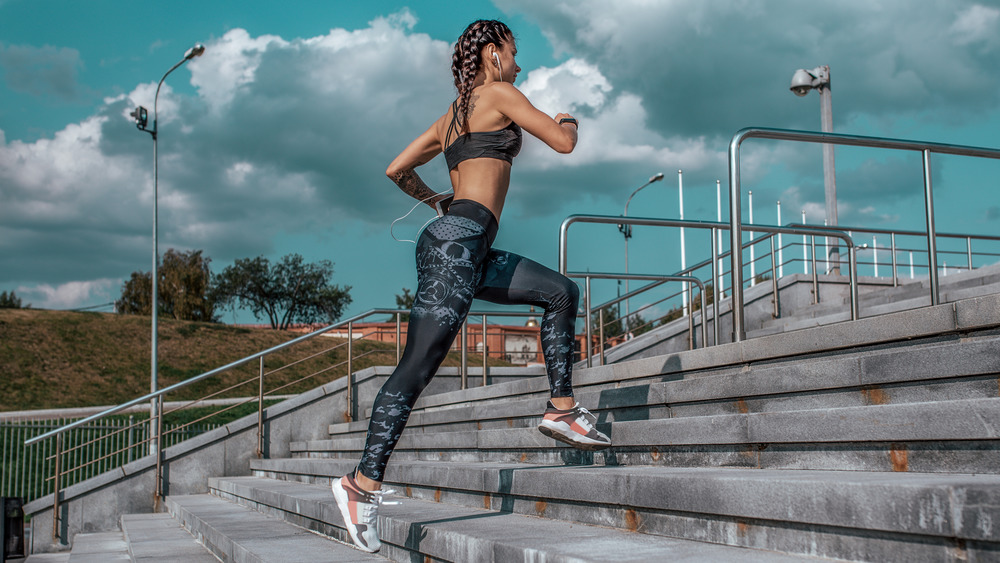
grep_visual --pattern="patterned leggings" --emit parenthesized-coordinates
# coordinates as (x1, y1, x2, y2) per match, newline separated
(357, 199, 579, 481)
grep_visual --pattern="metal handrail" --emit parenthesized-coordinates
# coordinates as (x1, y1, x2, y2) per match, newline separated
(567, 271, 707, 367)
(559, 214, 858, 352)
(728, 127, 1000, 341)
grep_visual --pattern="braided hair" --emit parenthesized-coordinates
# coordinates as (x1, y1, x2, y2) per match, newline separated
(451, 20, 513, 134)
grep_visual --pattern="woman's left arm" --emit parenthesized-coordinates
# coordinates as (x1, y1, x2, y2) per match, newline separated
(386, 119, 448, 209)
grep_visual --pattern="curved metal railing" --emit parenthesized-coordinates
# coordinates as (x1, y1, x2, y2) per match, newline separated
(727, 127, 1000, 341)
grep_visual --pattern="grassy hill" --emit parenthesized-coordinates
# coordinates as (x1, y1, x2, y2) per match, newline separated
(0, 308, 483, 412)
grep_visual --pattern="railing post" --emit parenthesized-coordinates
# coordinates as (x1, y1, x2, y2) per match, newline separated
(710, 227, 719, 345)
(687, 289, 694, 350)
(698, 288, 708, 348)
(891, 233, 898, 287)
(52, 432, 62, 543)
(811, 236, 819, 304)
(256, 356, 265, 458)
(460, 321, 468, 390)
(395, 312, 402, 364)
(923, 149, 940, 305)
(770, 235, 780, 318)
(585, 277, 593, 368)
(127, 415, 134, 463)
(728, 134, 746, 342)
(346, 322, 353, 422)
(598, 308, 605, 366)
(153, 396, 163, 511)
(482, 314, 488, 386)
(967, 236, 974, 272)
(848, 241, 860, 320)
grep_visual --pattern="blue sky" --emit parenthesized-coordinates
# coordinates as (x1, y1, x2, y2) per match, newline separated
(2, 0, 1000, 324)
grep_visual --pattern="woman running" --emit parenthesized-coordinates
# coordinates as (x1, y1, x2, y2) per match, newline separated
(332, 19, 610, 553)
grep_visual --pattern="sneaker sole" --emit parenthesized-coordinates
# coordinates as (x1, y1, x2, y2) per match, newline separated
(331, 479, 380, 553)
(538, 421, 611, 451)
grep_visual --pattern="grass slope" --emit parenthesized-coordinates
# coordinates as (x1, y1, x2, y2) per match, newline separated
(0, 309, 487, 412)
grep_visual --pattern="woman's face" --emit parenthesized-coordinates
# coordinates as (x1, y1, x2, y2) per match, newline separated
(492, 37, 520, 83)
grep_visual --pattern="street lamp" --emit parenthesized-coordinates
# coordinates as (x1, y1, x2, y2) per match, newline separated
(131, 43, 205, 452)
(790, 64, 840, 273)
(619, 172, 665, 319)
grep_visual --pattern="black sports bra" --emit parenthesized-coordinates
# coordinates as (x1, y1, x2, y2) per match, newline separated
(443, 101, 522, 171)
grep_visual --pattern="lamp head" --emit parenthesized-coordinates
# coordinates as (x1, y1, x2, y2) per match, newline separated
(184, 44, 206, 60)
(650, 172, 665, 183)
(790, 65, 830, 96)
(790, 68, 815, 96)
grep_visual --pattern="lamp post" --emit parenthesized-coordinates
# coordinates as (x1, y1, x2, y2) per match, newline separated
(619, 172, 665, 319)
(130, 43, 205, 452)
(790, 64, 839, 274)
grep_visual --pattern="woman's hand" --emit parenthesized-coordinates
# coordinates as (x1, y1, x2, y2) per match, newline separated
(429, 192, 454, 215)
(555, 113, 578, 129)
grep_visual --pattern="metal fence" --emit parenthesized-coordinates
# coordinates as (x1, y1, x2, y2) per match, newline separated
(2, 416, 218, 503)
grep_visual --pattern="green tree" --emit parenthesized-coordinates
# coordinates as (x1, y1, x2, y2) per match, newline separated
(393, 287, 414, 322)
(590, 304, 624, 339)
(0, 290, 26, 309)
(211, 253, 352, 330)
(627, 313, 653, 337)
(116, 249, 217, 321)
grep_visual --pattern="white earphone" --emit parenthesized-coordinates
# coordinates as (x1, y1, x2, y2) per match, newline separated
(493, 52, 502, 77)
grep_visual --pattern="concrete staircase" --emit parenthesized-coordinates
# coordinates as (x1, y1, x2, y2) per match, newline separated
(30, 291, 1000, 561)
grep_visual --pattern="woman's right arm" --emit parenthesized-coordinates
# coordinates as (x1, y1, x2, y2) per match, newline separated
(491, 82, 578, 154)
(385, 116, 451, 209)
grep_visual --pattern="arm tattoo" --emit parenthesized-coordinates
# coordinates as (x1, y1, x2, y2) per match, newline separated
(391, 168, 437, 203)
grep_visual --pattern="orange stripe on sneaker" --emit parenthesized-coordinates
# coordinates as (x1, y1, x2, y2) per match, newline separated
(570, 421, 588, 435)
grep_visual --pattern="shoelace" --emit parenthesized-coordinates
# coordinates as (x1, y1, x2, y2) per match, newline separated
(357, 488, 401, 524)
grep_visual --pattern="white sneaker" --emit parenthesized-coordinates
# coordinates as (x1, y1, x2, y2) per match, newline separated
(537, 401, 611, 451)
(331, 473, 395, 552)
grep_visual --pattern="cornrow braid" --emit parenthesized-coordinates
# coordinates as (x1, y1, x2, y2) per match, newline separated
(451, 20, 512, 134)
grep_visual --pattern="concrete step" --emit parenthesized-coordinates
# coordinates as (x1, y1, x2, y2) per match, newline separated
(120, 513, 220, 562)
(304, 329, 1000, 472)
(210, 475, 830, 562)
(757, 273, 1000, 332)
(166, 493, 386, 562)
(295, 396, 1000, 473)
(326, 331, 1000, 440)
(23, 555, 70, 563)
(244, 461, 1000, 562)
(63, 532, 128, 562)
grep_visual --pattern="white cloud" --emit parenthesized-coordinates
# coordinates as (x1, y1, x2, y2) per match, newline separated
(17, 279, 116, 309)
(188, 28, 288, 113)
(0, 12, 456, 294)
(951, 4, 1000, 48)
(503, 0, 1000, 137)
(516, 59, 719, 174)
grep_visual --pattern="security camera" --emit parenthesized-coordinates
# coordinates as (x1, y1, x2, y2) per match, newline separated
(789, 69, 815, 96)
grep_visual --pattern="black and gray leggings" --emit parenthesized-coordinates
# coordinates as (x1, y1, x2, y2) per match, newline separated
(357, 199, 579, 481)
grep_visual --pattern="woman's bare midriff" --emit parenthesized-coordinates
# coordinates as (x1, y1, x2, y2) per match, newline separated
(448, 158, 512, 220)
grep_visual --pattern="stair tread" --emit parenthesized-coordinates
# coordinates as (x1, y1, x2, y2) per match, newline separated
(120, 512, 220, 562)
(65, 531, 129, 562)
(247, 458, 1000, 541)
(168, 493, 388, 562)
(212, 475, 828, 562)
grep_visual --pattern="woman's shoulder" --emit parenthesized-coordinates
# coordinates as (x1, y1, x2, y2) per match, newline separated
(476, 81, 520, 98)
